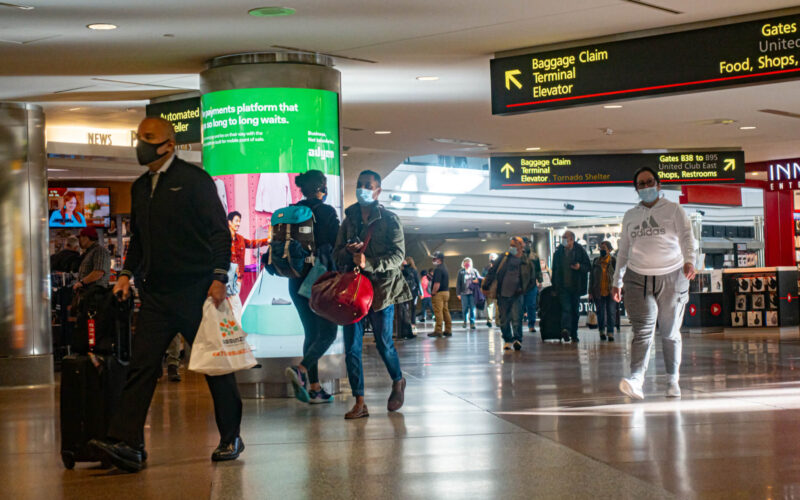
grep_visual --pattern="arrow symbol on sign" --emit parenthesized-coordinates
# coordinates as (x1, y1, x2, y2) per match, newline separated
(724, 158, 736, 171)
(501, 163, 515, 178)
(505, 69, 522, 90)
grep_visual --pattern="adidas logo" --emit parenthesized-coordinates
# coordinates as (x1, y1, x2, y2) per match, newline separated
(631, 215, 666, 238)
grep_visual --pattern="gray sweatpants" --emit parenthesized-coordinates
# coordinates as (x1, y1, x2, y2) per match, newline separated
(623, 268, 689, 383)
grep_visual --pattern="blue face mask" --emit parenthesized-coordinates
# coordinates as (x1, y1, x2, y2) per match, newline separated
(638, 186, 659, 203)
(356, 188, 374, 206)
(508, 246, 518, 256)
(321, 194, 328, 203)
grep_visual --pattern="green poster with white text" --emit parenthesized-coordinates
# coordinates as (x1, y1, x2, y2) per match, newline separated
(202, 87, 340, 176)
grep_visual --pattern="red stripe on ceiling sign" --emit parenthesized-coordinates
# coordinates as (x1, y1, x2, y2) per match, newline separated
(500, 178, 737, 187)
(506, 67, 800, 108)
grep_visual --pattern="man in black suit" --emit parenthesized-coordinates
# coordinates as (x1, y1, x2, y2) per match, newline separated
(90, 117, 243, 472)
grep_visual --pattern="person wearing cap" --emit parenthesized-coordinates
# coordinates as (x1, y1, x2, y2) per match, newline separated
(428, 251, 452, 337)
(72, 227, 111, 291)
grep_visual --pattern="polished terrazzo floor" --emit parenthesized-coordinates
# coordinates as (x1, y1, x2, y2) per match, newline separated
(4, 321, 800, 499)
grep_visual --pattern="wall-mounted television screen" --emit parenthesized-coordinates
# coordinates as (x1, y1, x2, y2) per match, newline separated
(48, 187, 110, 228)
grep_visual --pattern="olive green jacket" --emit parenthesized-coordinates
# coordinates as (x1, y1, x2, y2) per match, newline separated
(334, 202, 412, 311)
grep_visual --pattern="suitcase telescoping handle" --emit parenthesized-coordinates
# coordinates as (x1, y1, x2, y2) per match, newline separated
(114, 295, 133, 365)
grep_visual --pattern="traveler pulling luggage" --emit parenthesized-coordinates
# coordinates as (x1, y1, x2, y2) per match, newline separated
(60, 287, 133, 469)
(537, 286, 562, 342)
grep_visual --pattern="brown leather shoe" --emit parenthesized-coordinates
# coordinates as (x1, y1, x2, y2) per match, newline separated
(387, 377, 406, 411)
(345, 402, 369, 420)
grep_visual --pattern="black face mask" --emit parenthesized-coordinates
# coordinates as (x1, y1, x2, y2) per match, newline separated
(136, 138, 170, 166)
(600, 249, 608, 257)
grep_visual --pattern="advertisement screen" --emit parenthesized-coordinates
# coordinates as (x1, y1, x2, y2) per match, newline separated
(48, 187, 110, 228)
(202, 87, 343, 350)
(202, 87, 340, 176)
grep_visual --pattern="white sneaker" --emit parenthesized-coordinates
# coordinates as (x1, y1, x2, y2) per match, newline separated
(666, 381, 681, 398)
(503, 342, 512, 351)
(619, 378, 644, 400)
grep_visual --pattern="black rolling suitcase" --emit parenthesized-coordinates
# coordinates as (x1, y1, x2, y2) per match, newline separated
(60, 287, 132, 469)
(538, 286, 562, 342)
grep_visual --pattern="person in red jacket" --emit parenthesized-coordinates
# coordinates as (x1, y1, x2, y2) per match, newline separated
(227, 211, 269, 281)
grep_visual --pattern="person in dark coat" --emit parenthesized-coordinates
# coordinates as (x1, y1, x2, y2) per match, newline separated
(284, 169, 341, 404)
(551, 230, 591, 344)
(588, 240, 618, 342)
(398, 256, 421, 339)
(50, 235, 82, 273)
(90, 117, 242, 472)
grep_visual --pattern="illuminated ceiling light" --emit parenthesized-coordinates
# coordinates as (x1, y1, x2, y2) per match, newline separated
(603, 104, 623, 109)
(431, 137, 488, 147)
(248, 6, 295, 17)
(414, 227, 420, 230)
(0, 2, 35, 10)
(68, 107, 81, 111)
(505, 222, 511, 225)
(481, 238, 487, 242)
(342, 153, 348, 156)
(525, 147, 541, 151)
(462, 228, 470, 231)
(739, 126, 757, 130)
(374, 130, 391, 135)
(87, 23, 118, 30)
(416, 76, 439, 81)
(719, 119, 736, 124)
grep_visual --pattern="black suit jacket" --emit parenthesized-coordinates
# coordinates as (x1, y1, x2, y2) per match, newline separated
(121, 157, 231, 292)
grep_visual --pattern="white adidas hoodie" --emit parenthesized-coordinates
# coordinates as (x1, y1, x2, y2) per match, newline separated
(613, 196, 696, 288)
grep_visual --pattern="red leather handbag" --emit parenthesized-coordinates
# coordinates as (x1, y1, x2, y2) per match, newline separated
(309, 268, 374, 325)
(309, 226, 375, 325)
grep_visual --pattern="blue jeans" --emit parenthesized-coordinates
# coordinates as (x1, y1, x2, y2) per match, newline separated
(461, 293, 476, 325)
(343, 305, 403, 397)
(289, 278, 339, 384)
(595, 295, 618, 334)
(498, 295, 524, 342)
(419, 297, 434, 320)
(559, 289, 581, 339)
(524, 286, 539, 330)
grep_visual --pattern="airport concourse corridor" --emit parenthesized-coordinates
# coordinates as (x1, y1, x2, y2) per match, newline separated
(3, 323, 800, 499)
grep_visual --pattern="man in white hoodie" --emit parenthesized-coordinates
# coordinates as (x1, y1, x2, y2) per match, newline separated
(612, 167, 697, 400)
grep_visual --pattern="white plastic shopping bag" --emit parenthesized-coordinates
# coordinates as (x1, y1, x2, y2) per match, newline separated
(189, 297, 257, 376)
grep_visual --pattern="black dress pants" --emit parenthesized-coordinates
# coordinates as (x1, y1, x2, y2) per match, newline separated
(107, 278, 242, 448)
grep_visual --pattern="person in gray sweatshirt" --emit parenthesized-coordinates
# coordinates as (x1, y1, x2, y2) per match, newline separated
(612, 167, 697, 400)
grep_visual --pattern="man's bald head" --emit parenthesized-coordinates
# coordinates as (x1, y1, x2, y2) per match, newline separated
(138, 117, 176, 142)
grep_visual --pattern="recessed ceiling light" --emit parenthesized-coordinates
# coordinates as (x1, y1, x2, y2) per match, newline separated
(47, 168, 68, 172)
(374, 130, 391, 135)
(68, 107, 81, 111)
(719, 119, 736, 124)
(87, 23, 118, 30)
(248, 6, 295, 17)
(343, 153, 348, 156)
(414, 227, 420, 230)
(603, 105, 623, 109)
(739, 126, 757, 130)
(505, 222, 511, 225)
(525, 147, 541, 151)
(416, 76, 439, 81)
(480, 238, 487, 242)
(462, 228, 470, 232)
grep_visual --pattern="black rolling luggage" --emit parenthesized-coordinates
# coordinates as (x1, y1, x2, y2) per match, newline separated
(60, 288, 132, 469)
(538, 286, 562, 342)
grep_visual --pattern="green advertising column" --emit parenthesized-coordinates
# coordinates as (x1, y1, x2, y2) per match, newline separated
(199, 53, 344, 398)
